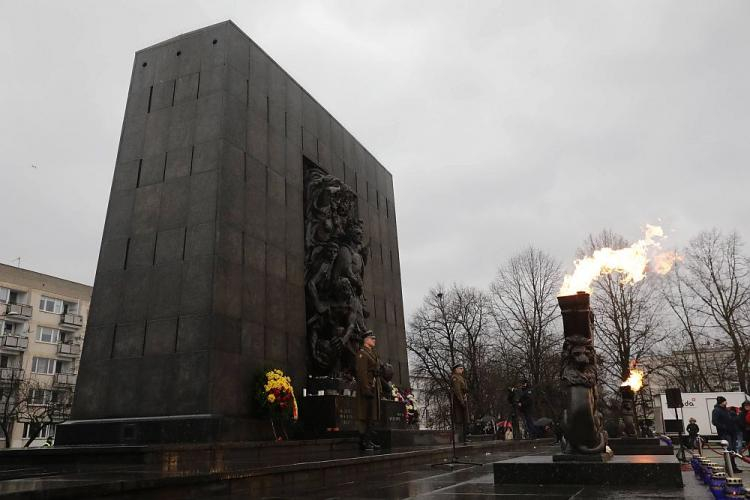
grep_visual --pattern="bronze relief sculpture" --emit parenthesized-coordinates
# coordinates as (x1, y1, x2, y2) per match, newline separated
(304, 163, 370, 380)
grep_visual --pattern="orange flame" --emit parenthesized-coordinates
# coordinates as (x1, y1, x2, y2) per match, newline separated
(559, 224, 679, 296)
(621, 368, 645, 392)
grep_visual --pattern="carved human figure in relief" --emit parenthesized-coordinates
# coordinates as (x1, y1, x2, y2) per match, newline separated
(332, 218, 369, 339)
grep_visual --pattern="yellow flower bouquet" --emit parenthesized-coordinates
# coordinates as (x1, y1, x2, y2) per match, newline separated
(257, 368, 299, 420)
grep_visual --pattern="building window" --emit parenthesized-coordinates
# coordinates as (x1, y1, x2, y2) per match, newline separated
(22, 423, 56, 439)
(39, 296, 77, 314)
(31, 357, 58, 375)
(37, 327, 61, 344)
(1, 354, 14, 368)
(0, 321, 17, 336)
(29, 389, 54, 406)
(40, 296, 63, 314)
(0, 287, 24, 305)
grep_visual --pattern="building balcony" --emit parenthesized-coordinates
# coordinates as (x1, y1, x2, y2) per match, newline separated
(57, 342, 82, 357)
(0, 334, 28, 352)
(53, 372, 77, 386)
(3, 303, 32, 321)
(59, 313, 84, 329)
(0, 367, 24, 382)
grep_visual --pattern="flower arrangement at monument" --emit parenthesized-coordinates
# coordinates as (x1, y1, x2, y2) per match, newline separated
(256, 368, 298, 439)
(391, 382, 405, 403)
(404, 390, 418, 426)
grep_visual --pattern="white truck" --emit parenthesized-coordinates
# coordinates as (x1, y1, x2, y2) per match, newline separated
(654, 391, 750, 437)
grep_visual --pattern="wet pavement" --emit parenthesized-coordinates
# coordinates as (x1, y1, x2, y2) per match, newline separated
(202, 444, 715, 499)
(0, 441, 718, 499)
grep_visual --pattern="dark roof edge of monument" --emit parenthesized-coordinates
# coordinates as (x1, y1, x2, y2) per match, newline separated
(135, 20, 234, 54)
(136, 20, 395, 180)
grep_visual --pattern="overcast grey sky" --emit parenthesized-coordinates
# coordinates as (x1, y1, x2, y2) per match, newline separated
(1, 1, 748, 319)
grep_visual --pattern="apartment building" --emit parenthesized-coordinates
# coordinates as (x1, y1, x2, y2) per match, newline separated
(0, 263, 91, 447)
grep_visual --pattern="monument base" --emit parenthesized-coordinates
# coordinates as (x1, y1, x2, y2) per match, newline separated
(300, 394, 358, 434)
(55, 414, 273, 446)
(608, 437, 674, 455)
(300, 395, 407, 436)
(375, 429, 452, 448)
(552, 452, 612, 462)
(494, 454, 683, 487)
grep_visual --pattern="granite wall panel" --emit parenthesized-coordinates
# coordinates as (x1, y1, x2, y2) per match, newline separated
(187, 170, 217, 225)
(118, 268, 152, 323)
(176, 314, 211, 352)
(213, 258, 242, 320)
(138, 355, 174, 415)
(144, 317, 178, 356)
(131, 184, 162, 235)
(180, 255, 213, 315)
(192, 139, 222, 173)
(158, 176, 189, 229)
(149, 263, 182, 318)
(164, 146, 192, 181)
(112, 321, 146, 359)
(86, 270, 123, 326)
(241, 320, 264, 358)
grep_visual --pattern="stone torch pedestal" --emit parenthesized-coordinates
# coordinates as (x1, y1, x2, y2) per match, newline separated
(493, 292, 681, 488)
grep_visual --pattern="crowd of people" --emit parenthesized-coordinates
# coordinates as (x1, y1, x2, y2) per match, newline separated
(706, 396, 750, 473)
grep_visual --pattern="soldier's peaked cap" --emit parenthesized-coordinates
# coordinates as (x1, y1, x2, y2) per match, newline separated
(364, 330, 376, 338)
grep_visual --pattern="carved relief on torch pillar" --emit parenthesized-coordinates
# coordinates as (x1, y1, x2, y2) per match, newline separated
(619, 385, 639, 438)
(558, 292, 609, 455)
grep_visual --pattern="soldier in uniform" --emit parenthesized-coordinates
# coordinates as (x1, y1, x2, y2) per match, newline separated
(451, 364, 469, 444)
(356, 331, 382, 450)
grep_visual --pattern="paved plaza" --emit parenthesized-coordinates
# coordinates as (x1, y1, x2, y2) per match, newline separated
(0, 440, 716, 499)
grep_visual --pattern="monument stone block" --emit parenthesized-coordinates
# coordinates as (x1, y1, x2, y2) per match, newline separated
(57, 21, 408, 445)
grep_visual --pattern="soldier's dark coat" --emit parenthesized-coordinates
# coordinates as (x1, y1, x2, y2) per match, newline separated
(451, 372, 468, 424)
(356, 346, 381, 421)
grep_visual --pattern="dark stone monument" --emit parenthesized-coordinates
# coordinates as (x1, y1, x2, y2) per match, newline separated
(57, 20, 409, 445)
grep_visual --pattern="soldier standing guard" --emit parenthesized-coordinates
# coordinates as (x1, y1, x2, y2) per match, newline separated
(356, 331, 382, 451)
(451, 364, 469, 445)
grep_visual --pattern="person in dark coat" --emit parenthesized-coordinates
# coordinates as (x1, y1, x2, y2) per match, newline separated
(356, 331, 381, 451)
(712, 396, 742, 473)
(517, 381, 539, 439)
(451, 364, 469, 444)
(686, 417, 700, 449)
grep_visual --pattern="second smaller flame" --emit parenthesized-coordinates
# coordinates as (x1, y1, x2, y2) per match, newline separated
(621, 367, 645, 393)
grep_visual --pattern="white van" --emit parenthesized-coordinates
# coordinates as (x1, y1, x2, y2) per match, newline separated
(654, 391, 750, 437)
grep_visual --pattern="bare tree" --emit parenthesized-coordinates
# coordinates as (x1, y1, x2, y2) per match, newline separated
(580, 230, 667, 392)
(646, 338, 737, 393)
(676, 229, 750, 391)
(452, 286, 494, 417)
(490, 246, 562, 388)
(407, 284, 494, 422)
(659, 259, 713, 391)
(0, 368, 25, 448)
(19, 383, 73, 447)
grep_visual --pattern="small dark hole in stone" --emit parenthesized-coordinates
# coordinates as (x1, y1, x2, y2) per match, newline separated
(212, 39, 218, 45)
(142, 62, 148, 67)
(176, 51, 181, 56)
